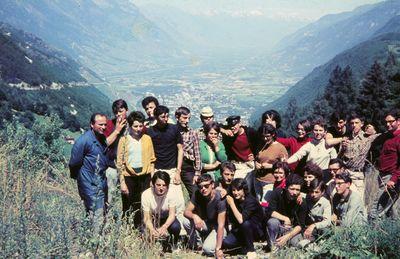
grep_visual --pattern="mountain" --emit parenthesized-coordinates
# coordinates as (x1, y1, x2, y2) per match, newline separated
(140, 4, 307, 56)
(269, 0, 400, 75)
(0, 0, 184, 76)
(0, 22, 111, 130)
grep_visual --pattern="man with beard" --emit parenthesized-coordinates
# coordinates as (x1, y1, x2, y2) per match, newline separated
(69, 113, 111, 232)
(266, 174, 306, 248)
(175, 106, 201, 198)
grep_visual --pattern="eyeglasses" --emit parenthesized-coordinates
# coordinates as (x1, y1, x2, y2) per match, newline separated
(198, 183, 212, 189)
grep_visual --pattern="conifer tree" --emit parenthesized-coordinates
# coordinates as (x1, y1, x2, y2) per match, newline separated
(283, 97, 300, 135)
(356, 61, 389, 131)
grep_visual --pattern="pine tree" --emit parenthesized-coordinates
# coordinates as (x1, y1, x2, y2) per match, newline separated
(283, 97, 300, 135)
(356, 61, 389, 131)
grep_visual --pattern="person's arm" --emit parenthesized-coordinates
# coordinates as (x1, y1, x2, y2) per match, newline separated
(68, 136, 86, 178)
(192, 131, 202, 179)
(287, 143, 310, 164)
(157, 206, 176, 237)
(106, 118, 126, 146)
(226, 195, 243, 224)
(147, 136, 156, 176)
(271, 211, 291, 226)
(276, 225, 302, 247)
(143, 210, 157, 236)
(215, 142, 228, 162)
(215, 211, 226, 254)
(116, 137, 128, 195)
(325, 137, 344, 147)
(174, 143, 183, 184)
(184, 201, 205, 230)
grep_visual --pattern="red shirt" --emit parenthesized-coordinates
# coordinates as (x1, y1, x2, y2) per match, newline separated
(232, 132, 253, 162)
(379, 129, 400, 183)
(104, 119, 115, 137)
(277, 137, 311, 172)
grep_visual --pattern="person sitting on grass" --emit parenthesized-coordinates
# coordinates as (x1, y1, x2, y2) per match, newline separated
(332, 172, 366, 227)
(301, 162, 323, 195)
(184, 174, 226, 258)
(266, 174, 306, 249)
(141, 171, 181, 251)
(303, 179, 332, 244)
(223, 178, 265, 259)
(273, 161, 291, 189)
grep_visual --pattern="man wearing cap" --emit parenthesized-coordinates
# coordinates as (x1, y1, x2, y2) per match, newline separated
(198, 106, 224, 141)
(222, 115, 258, 179)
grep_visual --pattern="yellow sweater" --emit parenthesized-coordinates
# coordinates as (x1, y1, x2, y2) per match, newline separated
(116, 134, 156, 182)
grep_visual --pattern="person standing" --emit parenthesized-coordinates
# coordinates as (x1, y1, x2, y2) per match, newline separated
(69, 113, 111, 232)
(141, 96, 159, 127)
(117, 111, 156, 227)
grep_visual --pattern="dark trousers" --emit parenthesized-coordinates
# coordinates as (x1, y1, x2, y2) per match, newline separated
(122, 173, 151, 228)
(223, 220, 261, 253)
(159, 217, 181, 245)
(181, 159, 198, 198)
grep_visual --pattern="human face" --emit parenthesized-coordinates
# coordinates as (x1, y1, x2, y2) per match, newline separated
(231, 122, 241, 135)
(145, 102, 157, 117)
(232, 187, 245, 201)
(263, 132, 274, 145)
(222, 169, 235, 185)
(207, 128, 219, 141)
(313, 125, 326, 140)
(131, 120, 144, 137)
(287, 184, 301, 201)
(157, 113, 169, 127)
(154, 178, 168, 196)
(115, 107, 127, 120)
(177, 113, 190, 128)
(91, 115, 107, 136)
(335, 179, 350, 195)
(201, 115, 214, 126)
(350, 118, 363, 135)
(385, 115, 399, 132)
(296, 124, 306, 138)
(329, 163, 343, 178)
(198, 181, 213, 197)
(273, 168, 285, 183)
(336, 119, 346, 131)
(310, 187, 324, 202)
(304, 173, 315, 187)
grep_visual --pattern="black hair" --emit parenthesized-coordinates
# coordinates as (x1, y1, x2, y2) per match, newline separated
(112, 99, 128, 115)
(272, 161, 291, 176)
(286, 173, 304, 187)
(231, 178, 249, 196)
(259, 123, 277, 138)
(309, 179, 326, 193)
(221, 161, 236, 173)
(127, 111, 145, 126)
(386, 109, 400, 120)
(151, 171, 171, 186)
(204, 121, 221, 135)
(329, 158, 345, 168)
(196, 173, 214, 185)
(304, 162, 323, 180)
(329, 111, 347, 124)
(335, 171, 352, 184)
(141, 96, 159, 109)
(90, 113, 107, 125)
(298, 119, 312, 133)
(154, 105, 169, 117)
(348, 112, 364, 122)
(261, 110, 282, 128)
(175, 106, 191, 119)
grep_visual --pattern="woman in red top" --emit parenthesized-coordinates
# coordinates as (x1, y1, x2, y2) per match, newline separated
(277, 119, 312, 175)
(272, 161, 291, 189)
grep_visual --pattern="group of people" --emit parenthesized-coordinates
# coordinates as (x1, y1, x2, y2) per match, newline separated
(69, 97, 400, 258)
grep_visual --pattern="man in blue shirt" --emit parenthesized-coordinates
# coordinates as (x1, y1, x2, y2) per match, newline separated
(69, 113, 111, 232)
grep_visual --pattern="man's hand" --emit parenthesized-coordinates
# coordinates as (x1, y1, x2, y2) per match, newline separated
(248, 153, 255, 161)
(193, 215, 205, 231)
(386, 180, 396, 190)
(215, 248, 224, 259)
(332, 214, 338, 225)
(193, 175, 199, 185)
(121, 181, 129, 196)
(276, 234, 290, 247)
(304, 224, 316, 240)
(174, 170, 182, 185)
(255, 161, 262, 170)
(218, 187, 227, 198)
(115, 117, 127, 133)
(296, 195, 303, 205)
(151, 229, 160, 238)
(221, 128, 234, 137)
(156, 226, 168, 237)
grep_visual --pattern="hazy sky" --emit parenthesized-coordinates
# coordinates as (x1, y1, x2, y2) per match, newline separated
(133, 0, 383, 21)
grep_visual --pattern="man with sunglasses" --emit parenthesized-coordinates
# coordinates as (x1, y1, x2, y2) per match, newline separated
(184, 174, 227, 258)
(222, 115, 258, 179)
(332, 172, 366, 226)
(369, 110, 400, 220)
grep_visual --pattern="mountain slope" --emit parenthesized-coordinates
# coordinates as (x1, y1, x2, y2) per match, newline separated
(269, 0, 400, 75)
(0, 0, 184, 75)
(0, 23, 110, 130)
